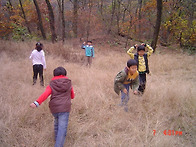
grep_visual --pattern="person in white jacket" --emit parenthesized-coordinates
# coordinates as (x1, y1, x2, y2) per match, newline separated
(29, 42, 46, 86)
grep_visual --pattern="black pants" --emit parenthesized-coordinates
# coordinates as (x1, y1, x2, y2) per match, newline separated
(33, 64, 44, 86)
(138, 73, 146, 93)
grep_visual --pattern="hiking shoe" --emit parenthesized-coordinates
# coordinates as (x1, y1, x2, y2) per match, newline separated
(124, 106, 128, 112)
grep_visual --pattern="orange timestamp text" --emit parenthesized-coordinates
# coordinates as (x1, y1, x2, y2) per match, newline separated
(153, 130, 182, 136)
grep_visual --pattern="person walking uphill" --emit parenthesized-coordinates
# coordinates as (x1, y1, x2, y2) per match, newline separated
(81, 41, 95, 67)
(30, 67, 75, 147)
(114, 59, 139, 112)
(127, 43, 153, 94)
(29, 42, 46, 86)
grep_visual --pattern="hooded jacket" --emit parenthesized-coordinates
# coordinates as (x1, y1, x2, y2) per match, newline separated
(34, 76, 74, 114)
(49, 77, 72, 113)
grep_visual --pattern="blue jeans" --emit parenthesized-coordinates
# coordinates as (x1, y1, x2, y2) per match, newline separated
(52, 112, 70, 147)
(120, 84, 130, 106)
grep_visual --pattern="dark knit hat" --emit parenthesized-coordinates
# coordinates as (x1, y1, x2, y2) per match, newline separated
(87, 40, 92, 43)
(127, 59, 137, 67)
(36, 42, 43, 52)
(137, 45, 145, 52)
(53, 67, 67, 76)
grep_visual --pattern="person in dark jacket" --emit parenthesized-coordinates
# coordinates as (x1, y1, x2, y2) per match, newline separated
(30, 67, 75, 147)
(127, 43, 153, 94)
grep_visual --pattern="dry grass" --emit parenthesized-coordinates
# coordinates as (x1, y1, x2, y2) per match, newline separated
(0, 40, 195, 147)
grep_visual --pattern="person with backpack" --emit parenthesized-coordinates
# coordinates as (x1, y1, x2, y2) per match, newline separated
(29, 42, 46, 86)
(81, 41, 95, 67)
(127, 43, 153, 94)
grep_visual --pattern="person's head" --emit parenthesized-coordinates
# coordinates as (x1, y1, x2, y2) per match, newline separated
(137, 45, 145, 56)
(35, 42, 43, 52)
(53, 67, 67, 76)
(87, 41, 92, 45)
(127, 59, 137, 75)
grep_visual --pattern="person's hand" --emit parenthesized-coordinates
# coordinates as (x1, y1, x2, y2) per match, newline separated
(123, 89, 127, 94)
(83, 42, 86, 44)
(30, 103, 36, 108)
(141, 43, 146, 47)
(134, 44, 138, 49)
(133, 90, 138, 95)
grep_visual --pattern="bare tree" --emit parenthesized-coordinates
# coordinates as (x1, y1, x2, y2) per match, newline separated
(33, 0, 46, 39)
(138, 0, 142, 38)
(86, 0, 93, 40)
(62, 0, 65, 42)
(18, 0, 31, 34)
(151, 0, 162, 52)
(108, 0, 116, 34)
(73, 0, 78, 38)
(57, 0, 65, 42)
(116, 0, 122, 35)
(45, 0, 57, 43)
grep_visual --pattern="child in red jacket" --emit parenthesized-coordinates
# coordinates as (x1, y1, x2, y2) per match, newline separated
(30, 67, 75, 147)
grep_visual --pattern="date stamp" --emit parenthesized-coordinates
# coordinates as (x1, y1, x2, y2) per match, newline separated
(153, 130, 182, 136)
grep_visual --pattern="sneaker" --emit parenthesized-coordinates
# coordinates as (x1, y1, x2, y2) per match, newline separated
(124, 106, 128, 112)
(137, 91, 143, 97)
(118, 103, 124, 107)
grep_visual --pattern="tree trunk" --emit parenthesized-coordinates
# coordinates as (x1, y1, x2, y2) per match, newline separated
(188, 0, 194, 28)
(116, 0, 122, 35)
(86, 0, 92, 41)
(45, 0, 57, 43)
(125, 15, 132, 49)
(108, 0, 116, 34)
(18, 0, 31, 34)
(62, 0, 65, 42)
(151, 0, 162, 52)
(57, 0, 62, 38)
(33, 0, 46, 39)
(8, 0, 13, 8)
(138, 0, 142, 39)
(73, 0, 78, 38)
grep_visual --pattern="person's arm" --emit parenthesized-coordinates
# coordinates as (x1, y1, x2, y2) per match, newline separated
(146, 44, 153, 57)
(91, 47, 95, 57)
(30, 86, 52, 108)
(29, 50, 33, 59)
(132, 76, 139, 92)
(42, 52, 46, 69)
(114, 71, 126, 92)
(71, 87, 75, 99)
(81, 42, 86, 49)
(127, 46, 136, 59)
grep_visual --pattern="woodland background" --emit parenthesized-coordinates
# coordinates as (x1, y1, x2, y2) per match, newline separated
(0, 0, 195, 52)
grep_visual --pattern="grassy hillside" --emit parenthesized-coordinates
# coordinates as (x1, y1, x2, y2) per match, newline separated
(0, 40, 195, 147)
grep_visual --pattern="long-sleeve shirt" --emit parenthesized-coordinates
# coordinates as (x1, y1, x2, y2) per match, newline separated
(29, 49, 46, 69)
(127, 44, 153, 72)
(81, 44, 95, 57)
(34, 75, 75, 107)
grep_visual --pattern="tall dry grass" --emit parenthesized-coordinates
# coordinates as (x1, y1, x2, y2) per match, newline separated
(0, 40, 195, 147)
